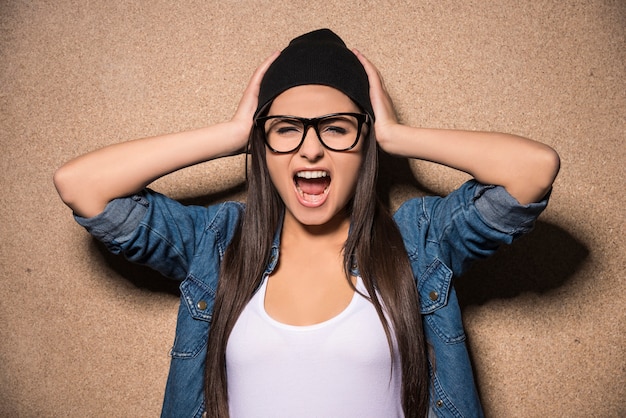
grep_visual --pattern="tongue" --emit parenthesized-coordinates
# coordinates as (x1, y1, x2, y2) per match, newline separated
(296, 177, 330, 195)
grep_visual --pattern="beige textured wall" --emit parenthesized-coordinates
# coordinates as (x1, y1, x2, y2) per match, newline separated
(1, 1, 624, 416)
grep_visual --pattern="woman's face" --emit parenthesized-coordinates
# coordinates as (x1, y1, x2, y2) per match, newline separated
(264, 85, 365, 229)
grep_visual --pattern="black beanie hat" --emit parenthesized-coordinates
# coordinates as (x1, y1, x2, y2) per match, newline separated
(256, 29, 373, 119)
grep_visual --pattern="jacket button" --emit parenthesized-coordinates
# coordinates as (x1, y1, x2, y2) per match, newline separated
(429, 291, 439, 301)
(197, 300, 208, 310)
(436, 399, 444, 407)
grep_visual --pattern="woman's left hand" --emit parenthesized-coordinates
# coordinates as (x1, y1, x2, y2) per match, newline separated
(353, 49, 402, 152)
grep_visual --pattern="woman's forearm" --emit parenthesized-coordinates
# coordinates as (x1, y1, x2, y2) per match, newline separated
(53, 121, 246, 218)
(379, 124, 560, 205)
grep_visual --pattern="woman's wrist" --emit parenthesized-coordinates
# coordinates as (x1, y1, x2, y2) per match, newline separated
(375, 124, 425, 158)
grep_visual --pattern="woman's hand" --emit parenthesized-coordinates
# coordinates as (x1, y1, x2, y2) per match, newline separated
(228, 51, 280, 152)
(353, 49, 402, 153)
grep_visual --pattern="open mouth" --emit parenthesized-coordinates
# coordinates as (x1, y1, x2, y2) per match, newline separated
(294, 170, 331, 205)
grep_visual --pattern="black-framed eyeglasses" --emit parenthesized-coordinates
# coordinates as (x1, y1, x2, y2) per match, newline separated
(255, 112, 370, 153)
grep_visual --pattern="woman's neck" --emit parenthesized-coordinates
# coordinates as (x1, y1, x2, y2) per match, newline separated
(281, 210, 351, 248)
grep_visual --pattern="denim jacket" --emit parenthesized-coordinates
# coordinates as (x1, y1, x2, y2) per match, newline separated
(76, 180, 548, 418)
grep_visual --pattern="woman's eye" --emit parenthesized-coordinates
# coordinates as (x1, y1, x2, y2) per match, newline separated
(272, 122, 302, 135)
(321, 123, 349, 135)
(319, 116, 358, 136)
(327, 126, 347, 134)
(276, 127, 299, 135)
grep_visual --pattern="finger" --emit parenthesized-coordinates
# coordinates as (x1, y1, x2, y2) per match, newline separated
(353, 49, 396, 122)
(235, 51, 280, 119)
(247, 50, 281, 92)
(353, 49, 391, 107)
(353, 49, 385, 90)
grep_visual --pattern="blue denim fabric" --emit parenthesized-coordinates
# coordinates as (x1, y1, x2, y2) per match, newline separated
(75, 180, 548, 418)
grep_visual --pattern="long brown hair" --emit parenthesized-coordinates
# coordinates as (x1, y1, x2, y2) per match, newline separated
(204, 119, 429, 417)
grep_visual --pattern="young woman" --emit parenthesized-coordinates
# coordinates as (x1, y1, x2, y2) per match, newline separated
(54, 29, 560, 418)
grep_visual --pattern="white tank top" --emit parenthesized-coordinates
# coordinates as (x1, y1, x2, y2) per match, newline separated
(226, 276, 403, 418)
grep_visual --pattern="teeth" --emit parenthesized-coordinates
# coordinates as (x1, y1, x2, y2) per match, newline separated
(295, 171, 328, 179)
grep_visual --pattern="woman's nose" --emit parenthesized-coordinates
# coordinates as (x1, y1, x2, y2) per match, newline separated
(298, 127, 324, 160)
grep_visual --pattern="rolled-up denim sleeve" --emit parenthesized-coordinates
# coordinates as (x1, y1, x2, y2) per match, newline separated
(472, 184, 549, 237)
(73, 189, 245, 281)
(74, 194, 150, 254)
(396, 180, 550, 278)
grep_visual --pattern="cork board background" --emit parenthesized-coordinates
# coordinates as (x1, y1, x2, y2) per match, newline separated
(1, 1, 624, 416)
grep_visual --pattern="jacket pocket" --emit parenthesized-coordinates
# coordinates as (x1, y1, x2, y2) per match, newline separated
(418, 258, 452, 314)
(419, 259, 466, 344)
(424, 296, 466, 345)
(170, 275, 216, 359)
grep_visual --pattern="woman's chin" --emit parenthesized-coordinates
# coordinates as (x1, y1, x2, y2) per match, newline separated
(284, 203, 350, 230)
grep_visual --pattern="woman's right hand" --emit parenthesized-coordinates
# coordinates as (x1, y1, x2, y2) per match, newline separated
(228, 51, 280, 153)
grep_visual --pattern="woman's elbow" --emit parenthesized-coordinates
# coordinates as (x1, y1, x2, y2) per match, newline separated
(53, 162, 100, 216)
(525, 145, 561, 203)
(537, 145, 561, 191)
(53, 163, 78, 207)
(507, 144, 560, 204)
